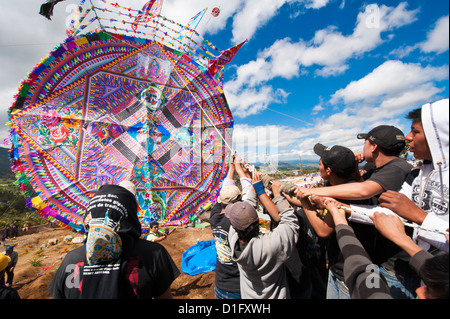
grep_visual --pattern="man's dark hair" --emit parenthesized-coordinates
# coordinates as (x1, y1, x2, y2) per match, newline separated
(406, 107, 422, 122)
(420, 253, 449, 299)
(367, 139, 404, 157)
(235, 220, 260, 242)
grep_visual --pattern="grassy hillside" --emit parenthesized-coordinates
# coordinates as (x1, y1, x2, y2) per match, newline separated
(0, 147, 14, 180)
(0, 147, 40, 229)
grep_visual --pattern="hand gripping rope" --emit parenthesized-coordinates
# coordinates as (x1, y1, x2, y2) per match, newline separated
(339, 205, 449, 236)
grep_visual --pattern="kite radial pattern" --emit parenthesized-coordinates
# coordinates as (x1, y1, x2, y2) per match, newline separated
(8, 1, 238, 232)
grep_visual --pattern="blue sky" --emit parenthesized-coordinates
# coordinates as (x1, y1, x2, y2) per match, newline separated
(0, 0, 448, 166)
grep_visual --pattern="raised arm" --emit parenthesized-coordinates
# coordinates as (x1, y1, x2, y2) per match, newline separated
(234, 155, 253, 196)
(295, 180, 384, 201)
(252, 171, 280, 223)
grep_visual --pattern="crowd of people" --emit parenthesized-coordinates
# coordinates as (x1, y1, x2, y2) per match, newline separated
(1, 99, 448, 300)
(209, 98, 448, 300)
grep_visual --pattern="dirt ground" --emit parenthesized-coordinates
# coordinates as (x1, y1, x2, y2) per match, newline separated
(3, 224, 215, 299)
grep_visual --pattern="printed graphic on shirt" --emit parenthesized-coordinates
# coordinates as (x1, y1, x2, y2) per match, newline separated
(214, 236, 233, 264)
(212, 227, 233, 265)
(412, 176, 449, 216)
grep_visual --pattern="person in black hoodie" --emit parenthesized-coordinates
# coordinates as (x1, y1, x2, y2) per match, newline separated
(49, 181, 180, 299)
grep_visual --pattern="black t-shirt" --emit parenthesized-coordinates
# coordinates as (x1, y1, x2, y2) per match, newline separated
(363, 158, 416, 275)
(317, 179, 375, 281)
(0, 286, 20, 299)
(48, 239, 180, 299)
(286, 209, 315, 296)
(209, 202, 240, 293)
(330, 159, 414, 280)
(362, 157, 412, 204)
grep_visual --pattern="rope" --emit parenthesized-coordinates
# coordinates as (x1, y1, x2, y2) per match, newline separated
(340, 205, 449, 236)
(266, 107, 310, 125)
(167, 54, 234, 154)
(167, 55, 261, 178)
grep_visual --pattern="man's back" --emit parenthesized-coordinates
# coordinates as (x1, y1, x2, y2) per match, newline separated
(49, 239, 180, 299)
(228, 198, 300, 299)
(209, 203, 241, 294)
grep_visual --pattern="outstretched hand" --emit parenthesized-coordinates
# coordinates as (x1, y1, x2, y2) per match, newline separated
(295, 186, 312, 199)
(379, 191, 427, 225)
(272, 180, 282, 197)
(370, 212, 407, 242)
(370, 212, 423, 257)
(322, 197, 347, 226)
(252, 171, 262, 182)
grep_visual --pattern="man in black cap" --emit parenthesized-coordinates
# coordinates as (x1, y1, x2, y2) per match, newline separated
(292, 143, 375, 299)
(295, 126, 418, 299)
(296, 125, 412, 203)
(313, 143, 361, 184)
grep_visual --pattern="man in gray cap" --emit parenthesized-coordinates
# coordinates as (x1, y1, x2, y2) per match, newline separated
(209, 153, 253, 299)
(226, 174, 301, 299)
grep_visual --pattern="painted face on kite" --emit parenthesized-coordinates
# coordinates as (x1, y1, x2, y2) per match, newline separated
(8, 1, 242, 232)
(141, 86, 164, 111)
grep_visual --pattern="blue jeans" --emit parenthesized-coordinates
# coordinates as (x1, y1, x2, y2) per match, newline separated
(379, 266, 421, 299)
(326, 270, 350, 299)
(215, 286, 241, 299)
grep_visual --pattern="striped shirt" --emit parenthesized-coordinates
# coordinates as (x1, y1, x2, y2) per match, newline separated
(335, 224, 393, 299)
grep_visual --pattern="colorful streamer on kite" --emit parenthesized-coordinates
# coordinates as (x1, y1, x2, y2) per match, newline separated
(208, 40, 247, 77)
(132, 0, 163, 32)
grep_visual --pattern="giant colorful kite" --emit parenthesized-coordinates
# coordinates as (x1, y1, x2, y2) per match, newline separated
(8, 0, 242, 232)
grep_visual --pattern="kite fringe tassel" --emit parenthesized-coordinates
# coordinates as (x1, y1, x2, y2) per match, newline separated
(8, 129, 84, 233)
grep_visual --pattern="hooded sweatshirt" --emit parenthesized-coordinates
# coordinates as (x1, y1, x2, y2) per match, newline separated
(404, 99, 449, 252)
(228, 192, 300, 299)
(349, 99, 449, 253)
(49, 184, 180, 299)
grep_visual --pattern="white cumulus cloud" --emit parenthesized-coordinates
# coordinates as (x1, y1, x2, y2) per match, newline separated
(419, 15, 449, 54)
(224, 2, 419, 119)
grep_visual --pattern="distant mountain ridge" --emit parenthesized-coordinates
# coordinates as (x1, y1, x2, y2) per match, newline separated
(253, 159, 318, 170)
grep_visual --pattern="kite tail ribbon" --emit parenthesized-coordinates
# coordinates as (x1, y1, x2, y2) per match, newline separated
(39, 0, 66, 20)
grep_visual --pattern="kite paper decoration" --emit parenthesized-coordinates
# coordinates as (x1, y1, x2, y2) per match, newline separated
(208, 40, 247, 77)
(8, 0, 242, 232)
(212, 8, 221, 17)
(131, 0, 163, 32)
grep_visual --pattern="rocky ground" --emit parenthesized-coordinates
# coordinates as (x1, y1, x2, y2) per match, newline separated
(3, 224, 215, 299)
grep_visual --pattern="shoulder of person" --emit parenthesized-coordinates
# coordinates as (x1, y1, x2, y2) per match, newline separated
(388, 157, 413, 169)
(404, 167, 421, 185)
(55, 245, 86, 269)
(133, 238, 168, 254)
